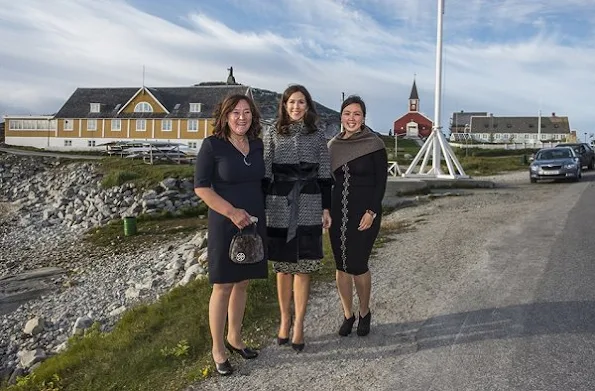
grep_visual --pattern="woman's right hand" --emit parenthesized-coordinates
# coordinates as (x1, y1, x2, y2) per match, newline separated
(229, 208, 253, 229)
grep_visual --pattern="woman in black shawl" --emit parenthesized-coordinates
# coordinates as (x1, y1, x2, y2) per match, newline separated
(328, 95, 387, 337)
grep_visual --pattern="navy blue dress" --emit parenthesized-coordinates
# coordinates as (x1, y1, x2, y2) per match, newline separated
(194, 136, 268, 284)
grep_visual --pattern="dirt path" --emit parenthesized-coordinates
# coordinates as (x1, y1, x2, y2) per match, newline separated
(193, 172, 565, 390)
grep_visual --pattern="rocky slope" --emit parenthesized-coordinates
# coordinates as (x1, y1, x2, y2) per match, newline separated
(0, 153, 210, 383)
(251, 87, 341, 139)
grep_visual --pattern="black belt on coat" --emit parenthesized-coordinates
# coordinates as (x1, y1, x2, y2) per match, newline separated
(273, 169, 319, 242)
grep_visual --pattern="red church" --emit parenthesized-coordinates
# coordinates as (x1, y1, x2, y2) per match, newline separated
(393, 80, 433, 139)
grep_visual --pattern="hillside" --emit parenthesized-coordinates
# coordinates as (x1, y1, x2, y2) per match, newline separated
(250, 87, 341, 139)
(196, 81, 341, 139)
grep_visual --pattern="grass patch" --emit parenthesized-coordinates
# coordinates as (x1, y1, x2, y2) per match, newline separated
(380, 136, 421, 164)
(84, 214, 207, 252)
(98, 157, 194, 189)
(4, 276, 277, 391)
(312, 232, 338, 283)
(456, 155, 526, 176)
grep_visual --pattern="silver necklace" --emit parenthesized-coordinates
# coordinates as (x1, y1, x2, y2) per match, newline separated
(229, 137, 251, 166)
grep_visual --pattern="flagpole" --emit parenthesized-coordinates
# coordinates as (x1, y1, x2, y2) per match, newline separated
(404, 0, 467, 178)
(432, 0, 445, 173)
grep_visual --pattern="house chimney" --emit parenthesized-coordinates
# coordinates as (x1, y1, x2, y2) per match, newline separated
(551, 112, 556, 117)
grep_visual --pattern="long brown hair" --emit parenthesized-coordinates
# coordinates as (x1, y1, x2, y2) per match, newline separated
(212, 94, 262, 140)
(275, 84, 318, 136)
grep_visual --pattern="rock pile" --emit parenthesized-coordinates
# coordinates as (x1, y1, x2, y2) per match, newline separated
(0, 154, 211, 383)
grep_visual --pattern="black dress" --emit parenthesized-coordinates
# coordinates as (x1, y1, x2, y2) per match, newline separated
(329, 149, 387, 275)
(194, 136, 268, 284)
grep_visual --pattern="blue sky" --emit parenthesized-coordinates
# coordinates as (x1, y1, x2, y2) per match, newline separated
(1, 0, 594, 134)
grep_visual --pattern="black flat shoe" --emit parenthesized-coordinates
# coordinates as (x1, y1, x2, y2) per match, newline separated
(357, 311, 372, 336)
(215, 359, 233, 376)
(291, 342, 305, 352)
(338, 314, 356, 336)
(225, 340, 258, 359)
(277, 337, 289, 345)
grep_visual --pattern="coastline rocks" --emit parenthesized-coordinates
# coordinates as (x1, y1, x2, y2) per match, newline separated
(0, 154, 211, 383)
(23, 317, 45, 336)
(0, 157, 203, 233)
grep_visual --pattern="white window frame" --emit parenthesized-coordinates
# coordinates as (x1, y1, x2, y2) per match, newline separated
(134, 102, 153, 113)
(88, 140, 96, 147)
(136, 119, 146, 131)
(162, 119, 172, 131)
(64, 140, 72, 147)
(90, 103, 101, 113)
(187, 119, 198, 132)
(23, 120, 35, 129)
(111, 119, 121, 131)
(64, 119, 74, 131)
(87, 119, 97, 131)
(188, 141, 198, 149)
(189, 103, 202, 113)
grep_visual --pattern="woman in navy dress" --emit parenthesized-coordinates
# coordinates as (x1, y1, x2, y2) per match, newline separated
(194, 94, 267, 376)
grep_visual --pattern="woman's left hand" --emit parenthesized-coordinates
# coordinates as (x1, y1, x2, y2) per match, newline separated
(322, 209, 332, 229)
(358, 212, 374, 231)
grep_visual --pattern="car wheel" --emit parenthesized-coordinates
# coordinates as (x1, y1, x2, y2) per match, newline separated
(589, 159, 594, 170)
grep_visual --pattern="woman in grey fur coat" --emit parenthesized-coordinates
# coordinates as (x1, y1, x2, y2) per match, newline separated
(263, 85, 333, 352)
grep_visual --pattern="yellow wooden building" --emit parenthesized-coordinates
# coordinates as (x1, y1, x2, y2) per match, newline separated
(4, 84, 252, 151)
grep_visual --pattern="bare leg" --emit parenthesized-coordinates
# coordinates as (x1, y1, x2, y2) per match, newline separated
(353, 271, 372, 316)
(209, 283, 234, 363)
(336, 270, 354, 318)
(292, 273, 311, 344)
(276, 273, 293, 338)
(226, 280, 250, 348)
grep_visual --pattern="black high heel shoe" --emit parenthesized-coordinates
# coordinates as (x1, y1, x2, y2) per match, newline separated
(291, 342, 305, 352)
(277, 316, 292, 346)
(338, 314, 356, 337)
(215, 359, 233, 376)
(357, 311, 372, 336)
(277, 337, 289, 345)
(224, 340, 258, 359)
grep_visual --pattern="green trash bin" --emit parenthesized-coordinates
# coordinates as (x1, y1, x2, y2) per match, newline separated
(123, 216, 137, 236)
(520, 154, 528, 165)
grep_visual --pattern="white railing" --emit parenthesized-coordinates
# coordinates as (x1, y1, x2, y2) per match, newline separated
(387, 161, 402, 177)
(449, 142, 559, 150)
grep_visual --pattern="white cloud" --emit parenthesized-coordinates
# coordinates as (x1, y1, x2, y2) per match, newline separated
(0, 0, 594, 133)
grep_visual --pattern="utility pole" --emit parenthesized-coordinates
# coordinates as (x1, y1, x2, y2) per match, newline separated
(340, 92, 345, 132)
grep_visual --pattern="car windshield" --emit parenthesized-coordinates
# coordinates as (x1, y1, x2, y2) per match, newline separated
(537, 149, 572, 160)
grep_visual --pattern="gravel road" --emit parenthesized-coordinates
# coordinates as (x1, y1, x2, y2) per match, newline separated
(193, 171, 573, 391)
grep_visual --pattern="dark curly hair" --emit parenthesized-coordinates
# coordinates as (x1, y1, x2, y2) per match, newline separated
(275, 84, 318, 136)
(212, 94, 262, 140)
